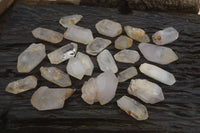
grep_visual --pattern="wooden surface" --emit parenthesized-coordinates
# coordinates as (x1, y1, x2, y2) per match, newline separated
(0, 3, 200, 133)
(0, 0, 14, 15)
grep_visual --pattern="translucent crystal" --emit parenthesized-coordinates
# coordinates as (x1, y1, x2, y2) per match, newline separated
(48, 43, 77, 64)
(95, 19, 122, 37)
(64, 25, 94, 45)
(128, 79, 164, 104)
(117, 96, 148, 120)
(138, 43, 178, 65)
(59, 14, 83, 28)
(31, 86, 75, 111)
(114, 49, 140, 64)
(5, 76, 37, 94)
(17, 43, 46, 73)
(115, 35, 133, 50)
(32, 27, 63, 43)
(139, 63, 176, 85)
(124, 26, 150, 43)
(40, 67, 71, 87)
(97, 49, 118, 73)
(118, 67, 138, 82)
(152, 27, 179, 45)
(86, 37, 111, 56)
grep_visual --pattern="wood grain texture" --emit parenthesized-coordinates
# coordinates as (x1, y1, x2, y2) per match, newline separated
(0, 3, 200, 133)
(0, 0, 14, 15)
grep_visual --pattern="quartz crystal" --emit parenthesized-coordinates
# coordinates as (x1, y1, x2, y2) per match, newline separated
(117, 96, 148, 120)
(66, 52, 94, 79)
(152, 27, 179, 45)
(124, 26, 150, 43)
(118, 67, 138, 82)
(139, 63, 176, 85)
(114, 49, 140, 64)
(59, 14, 83, 28)
(138, 43, 178, 65)
(95, 19, 122, 37)
(48, 43, 77, 64)
(86, 37, 111, 56)
(128, 79, 164, 104)
(97, 49, 118, 73)
(32, 27, 63, 43)
(31, 86, 75, 111)
(5, 76, 37, 94)
(81, 71, 118, 105)
(64, 25, 93, 45)
(115, 35, 133, 50)
(17, 43, 46, 73)
(40, 67, 71, 87)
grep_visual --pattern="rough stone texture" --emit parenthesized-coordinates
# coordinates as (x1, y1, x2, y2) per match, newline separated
(115, 35, 133, 50)
(59, 14, 83, 28)
(118, 67, 138, 83)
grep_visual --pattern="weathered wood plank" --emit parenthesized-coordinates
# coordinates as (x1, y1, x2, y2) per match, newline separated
(0, 3, 200, 132)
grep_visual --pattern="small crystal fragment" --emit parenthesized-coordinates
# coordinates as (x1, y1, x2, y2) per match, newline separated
(64, 25, 94, 45)
(118, 67, 138, 82)
(81, 71, 118, 105)
(32, 27, 63, 43)
(97, 49, 118, 73)
(86, 37, 111, 56)
(40, 67, 71, 87)
(48, 43, 77, 64)
(95, 19, 122, 37)
(117, 96, 148, 120)
(31, 86, 75, 111)
(115, 35, 133, 50)
(139, 63, 176, 85)
(114, 49, 140, 64)
(152, 27, 179, 45)
(138, 43, 178, 65)
(124, 26, 150, 43)
(128, 79, 164, 104)
(59, 14, 83, 28)
(5, 76, 37, 94)
(17, 43, 46, 73)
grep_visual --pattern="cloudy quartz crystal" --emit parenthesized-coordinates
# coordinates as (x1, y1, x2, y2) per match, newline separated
(152, 27, 179, 45)
(59, 14, 83, 28)
(139, 63, 176, 85)
(138, 43, 178, 65)
(32, 27, 63, 43)
(117, 96, 148, 120)
(118, 67, 138, 82)
(115, 35, 133, 50)
(17, 43, 46, 73)
(128, 79, 164, 104)
(48, 43, 77, 64)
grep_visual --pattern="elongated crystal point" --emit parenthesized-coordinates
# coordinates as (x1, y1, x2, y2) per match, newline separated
(59, 14, 83, 28)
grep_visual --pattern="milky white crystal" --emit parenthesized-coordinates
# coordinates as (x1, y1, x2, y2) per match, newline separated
(117, 96, 148, 120)
(95, 19, 122, 37)
(115, 35, 133, 50)
(118, 67, 138, 82)
(139, 63, 176, 85)
(17, 43, 46, 73)
(48, 43, 77, 64)
(152, 27, 179, 45)
(59, 14, 83, 28)
(32, 27, 63, 43)
(138, 43, 178, 65)
(128, 79, 164, 104)
(5, 76, 37, 94)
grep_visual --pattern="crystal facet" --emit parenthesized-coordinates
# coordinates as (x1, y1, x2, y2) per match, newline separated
(138, 43, 178, 65)
(32, 27, 63, 43)
(114, 49, 140, 64)
(152, 27, 179, 45)
(95, 19, 122, 37)
(48, 43, 77, 64)
(139, 63, 176, 85)
(117, 96, 148, 120)
(31, 86, 75, 111)
(59, 14, 83, 28)
(40, 67, 71, 87)
(118, 67, 138, 82)
(86, 37, 111, 56)
(115, 35, 133, 50)
(17, 43, 46, 73)
(128, 79, 164, 104)
(64, 25, 94, 45)
(97, 49, 118, 73)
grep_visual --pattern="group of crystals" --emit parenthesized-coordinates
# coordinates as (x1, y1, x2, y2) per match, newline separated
(5, 14, 179, 120)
